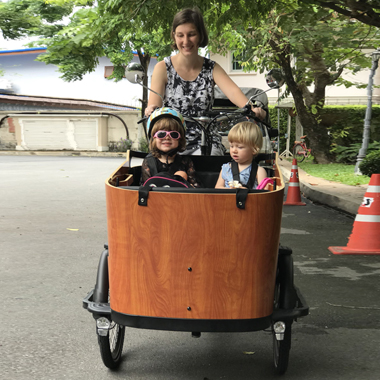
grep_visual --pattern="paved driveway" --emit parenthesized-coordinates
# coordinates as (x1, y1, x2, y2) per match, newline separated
(1, 155, 379, 380)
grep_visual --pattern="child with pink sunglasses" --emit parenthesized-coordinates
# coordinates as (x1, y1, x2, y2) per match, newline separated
(140, 108, 202, 187)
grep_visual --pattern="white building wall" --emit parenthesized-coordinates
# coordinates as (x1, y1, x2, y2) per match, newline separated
(0, 52, 157, 108)
(1, 110, 141, 151)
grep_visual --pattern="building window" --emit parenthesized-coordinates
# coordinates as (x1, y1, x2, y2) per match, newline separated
(231, 52, 246, 71)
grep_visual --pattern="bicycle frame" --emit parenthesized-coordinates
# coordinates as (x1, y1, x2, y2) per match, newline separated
(292, 139, 311, 162)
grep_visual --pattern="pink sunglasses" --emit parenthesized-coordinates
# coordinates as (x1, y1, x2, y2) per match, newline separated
(153, 131, 181, 140)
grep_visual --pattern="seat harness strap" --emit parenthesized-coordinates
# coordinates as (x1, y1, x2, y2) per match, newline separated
(145, 153, 183, 177)
(145, 154, 158, 176)
(231, 160, 258, 190)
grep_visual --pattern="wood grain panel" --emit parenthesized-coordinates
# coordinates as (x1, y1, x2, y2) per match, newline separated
(106, 184, 284, 320)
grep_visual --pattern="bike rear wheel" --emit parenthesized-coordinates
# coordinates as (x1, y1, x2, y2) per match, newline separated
(98, 321, 125, 369)
(293, 144, 305, 163)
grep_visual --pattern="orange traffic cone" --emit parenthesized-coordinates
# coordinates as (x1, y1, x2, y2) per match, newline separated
(284, 159, 306, 206)
(329, 174, 380, 255)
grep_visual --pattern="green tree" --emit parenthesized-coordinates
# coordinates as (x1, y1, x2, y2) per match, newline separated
(7, 0, 379, 161)
(0, 0, 73, 40)
(27, 2, 174, 116)
(30, 0, 273, 115)
(0, 0, 73, 78)
(205, 3, 380, 162)
(97, 0, 380, 162)
(302, 0, 380, 28)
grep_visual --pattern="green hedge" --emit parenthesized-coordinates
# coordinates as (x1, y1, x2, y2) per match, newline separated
(321, 105, 380, 146)
(359, 150, 380, 176)
(268, 105, 380, 161)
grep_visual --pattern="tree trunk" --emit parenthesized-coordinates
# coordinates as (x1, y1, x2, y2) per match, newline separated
(295, 106, 332, 163)
(290, 91, 332, 163)
(279, 53, 332, 163)
(269, 37, 339, 163)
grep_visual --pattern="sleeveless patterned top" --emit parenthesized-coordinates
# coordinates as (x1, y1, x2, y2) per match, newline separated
(164, 56, 222, 148)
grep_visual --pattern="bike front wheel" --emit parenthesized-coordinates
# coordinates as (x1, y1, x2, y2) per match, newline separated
(293, 144, 305, 163)
(273, 321, 292, 375)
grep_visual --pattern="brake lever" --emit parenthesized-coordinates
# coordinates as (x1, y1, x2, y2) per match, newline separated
(233, 103, 252, 117)
(236, 105, 270, 127)
(241, 103, 271, 127)
(250, 100, 264, 108)
(138, 117, 147, 124)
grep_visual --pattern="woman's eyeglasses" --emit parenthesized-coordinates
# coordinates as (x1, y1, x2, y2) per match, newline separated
(153, 131, 181, 140)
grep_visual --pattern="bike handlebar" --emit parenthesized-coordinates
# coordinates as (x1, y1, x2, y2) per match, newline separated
(138, 103, 272, 143)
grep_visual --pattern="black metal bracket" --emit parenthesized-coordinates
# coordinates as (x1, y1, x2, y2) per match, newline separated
(236, 188, 249, 209)
(83, 289, 111, 317)
(138, 186, 151, 206)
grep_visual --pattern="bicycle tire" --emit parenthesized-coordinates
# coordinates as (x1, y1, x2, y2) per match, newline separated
(293, 144, 305, 163)
(98, 321, 125, 369)
(273, 320, 292, 375)
(272, 253, 296, 375)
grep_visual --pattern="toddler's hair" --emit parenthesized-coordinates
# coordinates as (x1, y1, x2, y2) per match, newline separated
(150, 117, 186, 157)
(228, 122, 263, 155)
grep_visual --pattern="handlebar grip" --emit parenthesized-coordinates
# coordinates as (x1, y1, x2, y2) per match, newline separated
(235, 104, 252, 115)
(243, 103, 252, 114)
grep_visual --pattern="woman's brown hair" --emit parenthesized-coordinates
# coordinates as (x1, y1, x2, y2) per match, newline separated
(149, 117, 186, 158)
(171, 8, 208, 50)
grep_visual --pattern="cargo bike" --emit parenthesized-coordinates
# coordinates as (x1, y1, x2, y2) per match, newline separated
(83, 67, 309, 375)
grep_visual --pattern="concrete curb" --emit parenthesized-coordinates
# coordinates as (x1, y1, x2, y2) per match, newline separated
(280, 163, 365, 216)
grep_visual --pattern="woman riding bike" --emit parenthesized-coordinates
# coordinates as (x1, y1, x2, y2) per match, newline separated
(145, 7, 266, 155)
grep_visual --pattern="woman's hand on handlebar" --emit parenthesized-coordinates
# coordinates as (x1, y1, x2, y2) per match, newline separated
(145, 105, 159, 117)
(252, 106, 266, 121)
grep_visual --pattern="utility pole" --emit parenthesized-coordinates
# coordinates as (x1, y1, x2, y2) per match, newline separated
(355, 48, 380, 174)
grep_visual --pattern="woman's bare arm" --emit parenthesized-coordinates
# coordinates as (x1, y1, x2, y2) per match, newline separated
(213, 63, 266, 120)
(257, 166, 267, 186)
(145, 61, 167, 116)
(215, 170, 226, 188)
